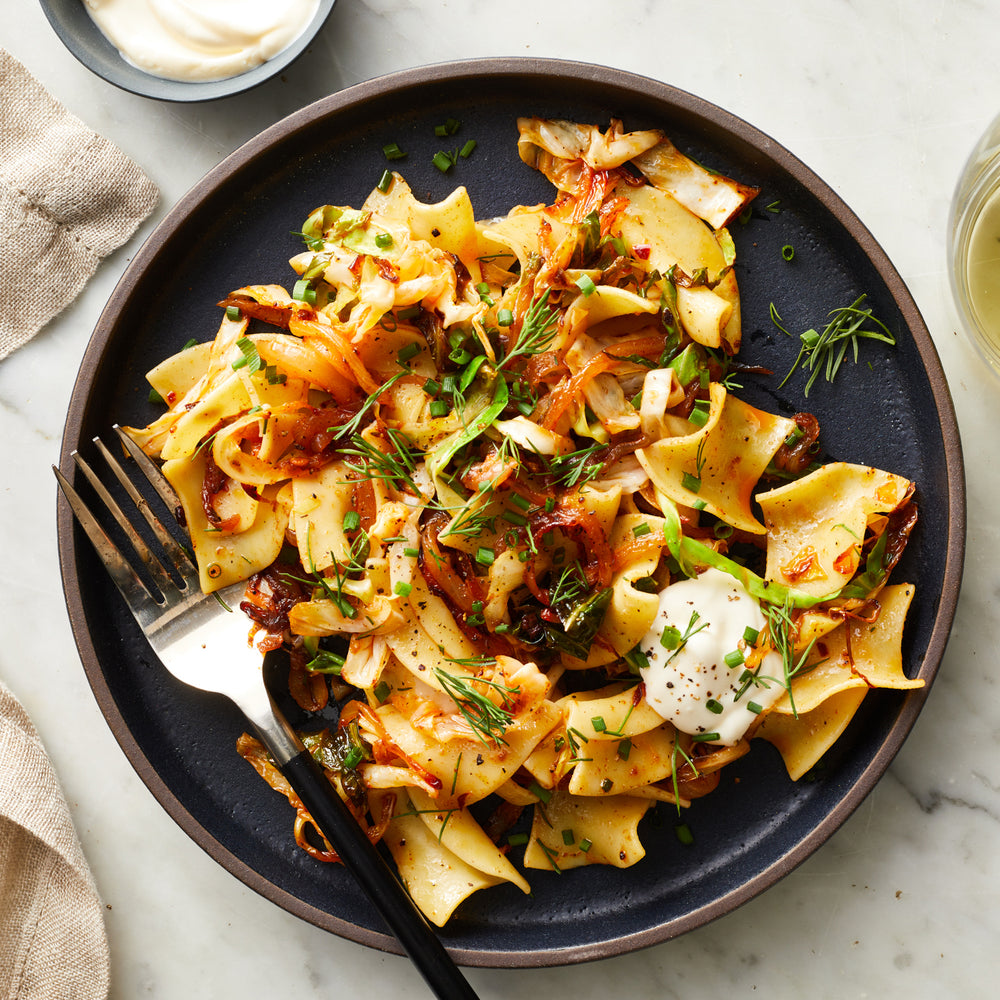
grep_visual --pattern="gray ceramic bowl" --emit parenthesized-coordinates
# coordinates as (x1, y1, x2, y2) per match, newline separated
(38, 0, 336, 102)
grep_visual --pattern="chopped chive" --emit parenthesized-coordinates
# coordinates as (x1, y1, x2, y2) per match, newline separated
(182, 337, 198, 350)
(375, 232, 394, 249)
(264, 364, 286, 385)
(714, 522, 734, 539)
(681, 471, 702, 493)
(429, 399, 449, 417)
(422, 378, 442, 397)
(625, 647, 650, 672)
(508, 832, 529, 847)
(449, 346, 471, 365)
(432, 150, 455, 173)
(518, 550, 529, 562)
(591, 716, 607, 733)
(376, 169, 393, 193)
(579, 838, 593, 852)
(743, 626, 760, 644)
(148, 387, 165, 405)
(403, 546, 419, 558)
(575, 274, 597, 296)
(373, 680, 391, 703)
(691, 732, 720, 742)
(494, 623, 510, 634)
(475, 546, 495, 566)
(675, 823, 695, 846)
(561, 828, 576, 846)
(497, 307, 514, 327)
(600, 778, 614, 792)
(781, 244, 795, 261)
(394, 581, 413, 597)
(617, 738, 632, 761)
(342, 511, 361, 532)
(632, 522, 651, 538)
(528, 781, 552, 804)
(397, 342, 421, 363)
(225, 305, 242, 321)
(232, 336, 262, 374)
(693, 499, 707, 510)
(509, 492, 531, 512)
(383, 142, 407, 160)
(292, 279, 316, 305)
(688, 399, 710, 428)
(342, 746, 364, 769)
(306, 650, 345, 674)
(459, 139, 477, 158)
(471, 600, 484, 613)
(747, 701, 764, 715)
(705, 698, 724, 715)
(660, 626, 682, 650)
(544, 497, 556, 513)
(724, 649, 745, 668)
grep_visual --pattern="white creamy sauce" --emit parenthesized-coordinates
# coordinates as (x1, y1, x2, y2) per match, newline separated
(639, 567, 786, 745)
(83, 0, 320, 83)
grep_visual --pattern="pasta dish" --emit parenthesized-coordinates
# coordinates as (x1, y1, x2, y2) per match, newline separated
(124, 118, 922, 925)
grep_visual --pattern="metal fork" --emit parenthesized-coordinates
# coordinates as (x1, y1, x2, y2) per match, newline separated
(54, 426, 479, 1000)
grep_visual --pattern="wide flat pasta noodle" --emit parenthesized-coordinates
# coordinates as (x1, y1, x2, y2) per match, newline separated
(758, 463, 912, 597)
(771, 583, 921, 716)
(523, 790, 651, 871)
(755, 687, 868, 781)
(382, 792, 505, 926)
(163, 451, 291, 593)
(637, 383, 797, 533)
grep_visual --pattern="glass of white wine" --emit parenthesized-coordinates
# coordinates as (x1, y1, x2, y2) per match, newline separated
(949, 113, 1000, 375)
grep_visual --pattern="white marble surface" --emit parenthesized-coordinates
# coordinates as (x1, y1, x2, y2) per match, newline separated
(2, 1, 997, 996)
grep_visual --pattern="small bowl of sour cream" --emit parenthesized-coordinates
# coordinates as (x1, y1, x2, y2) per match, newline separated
(39, 0, 335, 101)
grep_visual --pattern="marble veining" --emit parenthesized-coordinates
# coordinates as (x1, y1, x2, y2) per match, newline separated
(2, 0, 999, 996)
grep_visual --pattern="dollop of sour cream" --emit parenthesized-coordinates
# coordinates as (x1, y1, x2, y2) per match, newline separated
(639, 567, 786, 745)
(83, 0, 321, 83)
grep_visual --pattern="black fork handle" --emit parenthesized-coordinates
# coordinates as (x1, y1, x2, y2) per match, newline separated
(276, 748, 480, 1000)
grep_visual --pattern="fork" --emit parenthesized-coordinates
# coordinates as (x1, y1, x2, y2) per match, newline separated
(54, 426, 480, 1000)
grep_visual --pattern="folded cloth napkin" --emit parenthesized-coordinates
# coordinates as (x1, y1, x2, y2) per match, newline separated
(0, 47, 158, 362)
(0, 681, 109, 1000)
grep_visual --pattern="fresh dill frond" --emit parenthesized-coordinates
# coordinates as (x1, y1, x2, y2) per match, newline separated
(339, 428, 422, 495)
(541, 441, 608, 488)
(772, 294, 896, 397)
(496, 291, 560, 371)
(433, 667, 518, 746)
(330, 370, 409, 442)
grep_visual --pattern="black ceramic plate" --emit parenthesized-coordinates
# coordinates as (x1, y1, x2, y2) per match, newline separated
(57, 59, 964, 967)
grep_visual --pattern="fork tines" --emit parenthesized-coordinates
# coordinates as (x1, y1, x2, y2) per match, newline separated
(54, 426, 198, 621)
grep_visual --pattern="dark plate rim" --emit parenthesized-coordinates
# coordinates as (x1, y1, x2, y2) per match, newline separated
(56, 57, 966, 967)
(38, 0, 337, 102)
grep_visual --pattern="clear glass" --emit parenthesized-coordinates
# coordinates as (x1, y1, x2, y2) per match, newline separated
(948, 112, 1000, 376)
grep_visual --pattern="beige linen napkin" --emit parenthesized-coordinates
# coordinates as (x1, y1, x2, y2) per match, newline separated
(0, 681, 109, 1000)
(0, 47, 158, 361)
